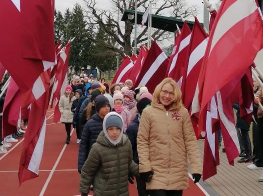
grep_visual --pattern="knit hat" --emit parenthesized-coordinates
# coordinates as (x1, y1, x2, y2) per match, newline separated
(137, 98, 151, 115)
(125, 79, 133, 86)
(95, 95, 111, 113)
(136, 86, 148, 100)
(121, 86, 129, 94)
(103, 112, 124, 145)
(91, 82, 101, 90)
(113, 91, 124, 101)
(104, 93, 114, 108)
(90, 89, 101, 102)
(65, 86, 72, 92)
(140, 92, 153, 101)
(75, 89, 83, 96)
(105, 114, 123, 130)
(124, 90, 135, 100)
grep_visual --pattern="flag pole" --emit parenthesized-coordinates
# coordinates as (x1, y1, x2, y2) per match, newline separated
(252, 68, 263, 89)
(148, 2, 152, 48)
(254, 66, 263, 81)
(0, 77, 10, 98)
(134, 0, 138, 54)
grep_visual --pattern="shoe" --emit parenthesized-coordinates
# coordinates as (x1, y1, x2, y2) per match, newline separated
(259, 176, 263, 182)
(222, 148, 226, 153)
(65, 136, 70, 144)
(4, 136, 18, 143)
(18, 128, 26, 133)
(239, 152, 246, 157)
(12, 132, 24, 139)
(0, 146, 7, 154)
(3, 142, 12, 148)
(77, 139, 81, 144)
(238, 157, 252, 163)
(247, 163, 262, 170)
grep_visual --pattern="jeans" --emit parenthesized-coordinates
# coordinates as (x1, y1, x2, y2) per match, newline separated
(149, 190, 183, 196)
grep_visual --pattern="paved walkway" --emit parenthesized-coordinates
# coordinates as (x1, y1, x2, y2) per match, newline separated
(197, 140, 263, 196)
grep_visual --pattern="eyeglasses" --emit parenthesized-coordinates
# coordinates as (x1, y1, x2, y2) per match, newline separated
(161, 90, 174, 97)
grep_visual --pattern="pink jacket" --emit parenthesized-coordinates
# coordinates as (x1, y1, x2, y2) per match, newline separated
(119, 108, 131, 133)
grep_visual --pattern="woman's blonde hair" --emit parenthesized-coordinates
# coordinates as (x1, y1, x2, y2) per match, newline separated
(152, 78, 183, 109)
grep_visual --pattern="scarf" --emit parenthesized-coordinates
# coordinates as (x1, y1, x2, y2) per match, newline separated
(124, 99, 136, 110)
(114, 105, 125, 114)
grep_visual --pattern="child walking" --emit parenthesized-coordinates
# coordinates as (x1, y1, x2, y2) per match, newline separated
(79, 112, 138, 196)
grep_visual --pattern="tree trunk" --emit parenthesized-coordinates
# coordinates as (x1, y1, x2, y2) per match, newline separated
(108, 70, 111, 81)
(123, 20, 133, 56)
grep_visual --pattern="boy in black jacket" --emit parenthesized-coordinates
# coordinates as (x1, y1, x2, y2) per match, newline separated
(126, 98, 151, 196)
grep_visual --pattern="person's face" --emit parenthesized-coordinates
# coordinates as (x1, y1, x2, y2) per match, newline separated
(125, 82, 132, 89)
(99, 104, 111, 117)
(159, 83, 175, 106)
(124, 96, 130, 101)
(84, 78, 88, 83)
(75, 92, 80, 99)
(253, 80, 259, 88)
(65, 89, 72, 96)
(114, 86, 121, 92)
(74, 80, 80, 85)
(107, 126, 121, 140)
(114, 99, 123, 106)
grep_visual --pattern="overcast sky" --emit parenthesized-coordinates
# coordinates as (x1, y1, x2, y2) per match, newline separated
(55, 0, 220, 22)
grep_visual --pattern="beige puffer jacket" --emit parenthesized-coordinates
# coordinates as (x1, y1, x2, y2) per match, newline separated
(59, 95, 76, 123)
(137, 102, 202, 190)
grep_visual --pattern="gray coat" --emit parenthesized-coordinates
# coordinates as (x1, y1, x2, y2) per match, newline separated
(59, 95, 76, 123)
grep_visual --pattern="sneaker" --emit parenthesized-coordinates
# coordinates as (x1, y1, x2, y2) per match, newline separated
(259, 176, 263, 182)
(238, 157, 252, 163)
(247, 163, 262, 170)
(0, 146, 7, 154)
(12, 132, 24, 139)
(239, 152, 246, 157)
(4, 136, 18, 143)
(222, 148, 226, 153)
(77, 139, 81, 144)
(3, 142, 12, 148)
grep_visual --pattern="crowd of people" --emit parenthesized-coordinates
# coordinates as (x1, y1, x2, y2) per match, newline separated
(1, 72, 263, 196)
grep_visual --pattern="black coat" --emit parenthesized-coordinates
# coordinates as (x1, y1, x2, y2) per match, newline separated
(233, 103, 250, 131)
(126, 115, 140, 164)
(78, 113, 103, 173)
(73, 96, 86, 123)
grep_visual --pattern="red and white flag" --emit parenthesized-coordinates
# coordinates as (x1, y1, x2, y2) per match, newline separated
(183, 18, 208, 110)
(134, 41, 169, 93)
(141, 6, 150, 26)
(129, 47, 148, 84)
(198, 0, 263, 180)
(112, 56, 134, 84)
(166, 22, 191, 88)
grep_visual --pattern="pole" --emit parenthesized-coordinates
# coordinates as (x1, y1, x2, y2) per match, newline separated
(148, 3, 152, 48)
(134, 0, 137, 54)
(203, 0, 210, 32)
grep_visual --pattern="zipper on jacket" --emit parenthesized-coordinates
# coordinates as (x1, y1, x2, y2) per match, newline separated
(116, 147, 120, 196)
(166, 111, 171, 186)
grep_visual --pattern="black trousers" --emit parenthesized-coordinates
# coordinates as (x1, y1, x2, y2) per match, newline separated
(64, 123, 72, 138)
(76, 123, 81, 139)
(254, 118, 263, 167)
(149, 190, 183, 196)
(0, 116, 2, 146)
(136, 176, 148, 196)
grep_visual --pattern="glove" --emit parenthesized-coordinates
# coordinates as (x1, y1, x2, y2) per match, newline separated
(192, 173, 201, 183)
(140, 171, 154, 182)
(128, 173, 134, 184)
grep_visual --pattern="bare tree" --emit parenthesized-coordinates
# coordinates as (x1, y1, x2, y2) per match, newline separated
(84, 0, 197, 56)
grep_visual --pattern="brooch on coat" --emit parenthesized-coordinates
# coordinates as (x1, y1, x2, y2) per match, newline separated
(172, 111, 181, 120)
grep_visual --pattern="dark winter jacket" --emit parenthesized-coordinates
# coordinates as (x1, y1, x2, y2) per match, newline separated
(126, 115, 140, 164)
(72, 83, 84, 94)
(79, 106, 96, 134)
(79, 97, 90, 117)
(233, 103, 250, 131)
(79, 131, 138, 196)
(73, 96, 86, 123)
(78, 114, 103, 173)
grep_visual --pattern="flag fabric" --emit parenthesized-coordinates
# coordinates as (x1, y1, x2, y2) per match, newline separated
(131, 54, 137, 63)
(209, 10, 218, 31)
(52, 42, 71, 123)
(171, 31, 181, 55)
(183, 18, 208, 110)
(198, 0, 263, 180)
(134, 41, 169, 93)
(0, 62, 6, 82)
(111, 56, 134, 84)
(129, 47, 148, 84)
(141, 6, 150, 26)
(0, 0, 55, 92)
(166, 22, 191, 89)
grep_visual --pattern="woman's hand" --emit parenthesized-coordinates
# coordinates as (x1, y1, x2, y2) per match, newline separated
(192, 173, 202, 183)
(140, 171, 154, 182)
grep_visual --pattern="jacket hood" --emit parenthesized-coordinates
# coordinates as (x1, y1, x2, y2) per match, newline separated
(91, 113, 103, 122)
(96, 130, 127, 147)
(102, 112, 125, 146)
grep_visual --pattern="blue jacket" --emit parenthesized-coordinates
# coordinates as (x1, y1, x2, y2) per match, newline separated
(78, 113, 103, 173)
(126, 115, 140, 164)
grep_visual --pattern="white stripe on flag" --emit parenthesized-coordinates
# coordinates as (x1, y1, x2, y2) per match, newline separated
(187, 38, 208, 76)
(138, 52, 167, 86)
(141, 6, 150, 25)
(168, 33, 191, 74)
(116, 61, 134, 84)
(43, 60, 56, 71)
(32, 76, 46, 100)
(210, 0, 257, 53)
(28, 118, 46, 175)
(206, 96, 218, 159)
(11, 0, 20, 11)
(191, 84, 200, 115)
(60, 50, 67, 63)
(216, 91, 240, 153)
(246, 102, 253, 114)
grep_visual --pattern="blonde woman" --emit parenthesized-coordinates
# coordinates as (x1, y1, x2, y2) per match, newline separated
(137, 78, 202, 196)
